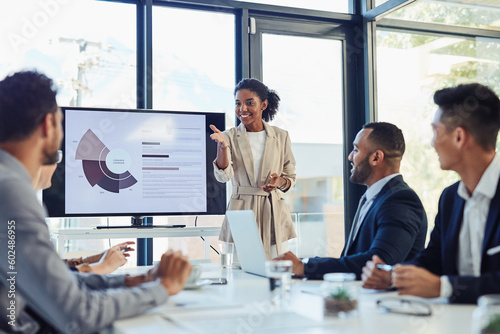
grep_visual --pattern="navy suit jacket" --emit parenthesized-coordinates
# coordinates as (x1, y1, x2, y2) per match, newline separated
(407, 179, 500, 304)
(304, 175, 428, 279)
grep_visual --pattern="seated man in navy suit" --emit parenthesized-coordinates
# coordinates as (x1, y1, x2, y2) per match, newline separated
(277, 122, 428, 279)
(362, 83, 500, 304)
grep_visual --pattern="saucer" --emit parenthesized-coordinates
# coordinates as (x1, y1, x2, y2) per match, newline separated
(184, 279, 211, 290)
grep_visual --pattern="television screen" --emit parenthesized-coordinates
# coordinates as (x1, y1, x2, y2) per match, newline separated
(43, 107, 226, 217)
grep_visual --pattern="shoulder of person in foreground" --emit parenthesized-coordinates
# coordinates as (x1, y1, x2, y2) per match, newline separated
(0, 192, 184, 333)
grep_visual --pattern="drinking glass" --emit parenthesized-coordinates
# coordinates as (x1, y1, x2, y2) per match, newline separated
(265, 260, 293, 310)
(219, 242, 234, 269)
(472, 294, 500, 334)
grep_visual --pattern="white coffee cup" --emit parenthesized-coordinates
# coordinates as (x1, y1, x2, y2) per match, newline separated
(187, 265, 202, 284)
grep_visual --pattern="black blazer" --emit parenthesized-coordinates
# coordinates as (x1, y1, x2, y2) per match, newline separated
(304, 175, 428, 279)
(408, 179, 500, 303)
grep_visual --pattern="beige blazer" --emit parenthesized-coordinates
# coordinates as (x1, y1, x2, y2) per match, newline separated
(214, 121, 297, 259)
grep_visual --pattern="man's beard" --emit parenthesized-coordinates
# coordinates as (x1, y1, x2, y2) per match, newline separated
(42, 147, 59, 165)
(349, 155, 372, 185)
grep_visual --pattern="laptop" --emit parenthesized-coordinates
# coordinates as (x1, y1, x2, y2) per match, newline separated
(225, 210, 268, 277)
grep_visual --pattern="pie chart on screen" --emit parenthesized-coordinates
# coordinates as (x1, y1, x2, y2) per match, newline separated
(75, 129, 137, 193)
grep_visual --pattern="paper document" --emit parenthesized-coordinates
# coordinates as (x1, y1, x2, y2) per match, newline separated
(161, 301, 325, 334)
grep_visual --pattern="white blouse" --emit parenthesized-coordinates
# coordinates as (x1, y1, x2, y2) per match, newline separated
(247, 130, 266, 183)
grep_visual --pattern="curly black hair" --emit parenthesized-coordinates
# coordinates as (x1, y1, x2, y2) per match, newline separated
(234, 78, 280, 122)
(0, 70, 58, 142)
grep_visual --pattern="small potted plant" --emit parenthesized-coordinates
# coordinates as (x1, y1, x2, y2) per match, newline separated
(482, 314, 500, 334)
(322, 273, 358, 317)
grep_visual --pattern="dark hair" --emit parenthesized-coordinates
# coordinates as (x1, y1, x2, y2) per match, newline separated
(363, 122, 405, 159)
(0, 70, 58, 142)
(234, 78, 280, 122)
(433, 83, 500, 151)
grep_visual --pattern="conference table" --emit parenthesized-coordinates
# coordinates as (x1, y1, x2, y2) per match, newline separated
(107, 263, 477, 334)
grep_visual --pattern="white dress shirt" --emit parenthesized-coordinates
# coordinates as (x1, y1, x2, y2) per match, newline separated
(440, 153, 500, 298)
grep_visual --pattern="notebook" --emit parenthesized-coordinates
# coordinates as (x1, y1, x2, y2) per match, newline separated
(225, 210, 268, 277)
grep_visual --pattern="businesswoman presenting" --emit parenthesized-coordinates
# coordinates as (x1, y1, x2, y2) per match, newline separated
(210, 78, 296, 259)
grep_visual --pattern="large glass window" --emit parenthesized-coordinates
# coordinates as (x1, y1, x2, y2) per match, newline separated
(385, 0, 500, 31)
(0, 0, 138, 258)
(151, 6, 235, 262)
(376, 29, 500, 226)
(262, 34, 345, 258)
(152, 7, 235, 125)
(232, 0, 350, 13)
(0, 0, 136, 108)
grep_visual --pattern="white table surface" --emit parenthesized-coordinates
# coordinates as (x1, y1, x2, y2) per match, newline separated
(107, 263, 477, 334)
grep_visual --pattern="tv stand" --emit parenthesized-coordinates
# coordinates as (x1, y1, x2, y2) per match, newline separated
(95, 225, 186, 229)
(95, 216, 185, 229)
(51, 226, 220, 259)
(131, 215, 145, 226)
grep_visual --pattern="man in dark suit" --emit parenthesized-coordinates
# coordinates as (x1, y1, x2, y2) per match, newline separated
(362, 83, 500, 304)
(277, 122, 428, 279)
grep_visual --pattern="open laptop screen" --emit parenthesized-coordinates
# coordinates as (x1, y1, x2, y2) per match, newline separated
(226, 210, 268, 277)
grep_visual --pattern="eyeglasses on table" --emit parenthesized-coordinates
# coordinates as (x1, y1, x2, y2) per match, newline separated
(376, 297, 432, 317)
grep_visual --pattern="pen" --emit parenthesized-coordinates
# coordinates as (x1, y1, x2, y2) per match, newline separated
(122, 247, 131, 253)
(376, 264, 393, 272)
(487, 245, 500, 256)
(300, 289, 322, 296)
